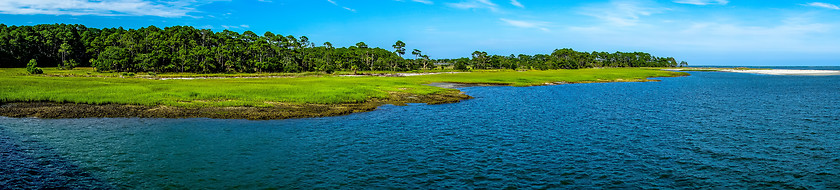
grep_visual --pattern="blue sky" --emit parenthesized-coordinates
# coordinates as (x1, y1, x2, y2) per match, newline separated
(1, 0, 839, 66)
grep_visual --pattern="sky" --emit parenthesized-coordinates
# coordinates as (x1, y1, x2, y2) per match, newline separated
(1, 0, 839, 66)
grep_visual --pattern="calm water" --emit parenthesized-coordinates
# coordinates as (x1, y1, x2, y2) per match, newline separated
(2, 70, 840, 189)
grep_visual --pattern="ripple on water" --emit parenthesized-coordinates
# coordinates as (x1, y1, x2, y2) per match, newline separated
(0, 127, 113, 189)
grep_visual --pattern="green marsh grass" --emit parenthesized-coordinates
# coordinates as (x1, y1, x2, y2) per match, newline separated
(0, 67, 687, 108)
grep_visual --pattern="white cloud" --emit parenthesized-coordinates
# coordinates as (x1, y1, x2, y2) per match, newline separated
(510, 0, 524, 8)
(500, 18, 549, 31)
(326, 0, 356, 12)
(412, 0, 434, 5)
(580, 1, 661, 27)
(447, 0, 499, 12)
(0, 0, 217, 17)
(567, 14, 840, 56)
(220, 24, 251, 30)
(804, 2, 840, 10)
(560, 0, 840, 64)
(673, 0, 729, 5)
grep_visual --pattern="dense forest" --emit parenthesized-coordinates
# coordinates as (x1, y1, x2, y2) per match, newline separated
(0, 24, 686, 73)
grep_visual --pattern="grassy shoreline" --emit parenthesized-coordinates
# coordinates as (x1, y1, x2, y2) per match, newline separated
(0, 67, 688, 120)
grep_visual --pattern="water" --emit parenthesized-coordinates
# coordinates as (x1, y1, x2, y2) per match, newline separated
(2, 70, 840, 189)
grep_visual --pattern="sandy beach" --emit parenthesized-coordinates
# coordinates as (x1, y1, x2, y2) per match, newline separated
(721, 69, 840, 76)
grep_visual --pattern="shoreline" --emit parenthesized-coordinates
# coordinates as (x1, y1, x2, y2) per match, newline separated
(0, 91, 471, 120)
(0, 78, 675, 120)
(1, 68, 689, 120)
(667, 68, 840, 76)
(721, 69, 840, 76)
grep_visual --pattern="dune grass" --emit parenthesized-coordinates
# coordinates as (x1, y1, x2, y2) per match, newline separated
(0, 67, 687, 108)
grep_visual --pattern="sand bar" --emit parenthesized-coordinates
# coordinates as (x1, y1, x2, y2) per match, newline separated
(722, 69, 840, 76)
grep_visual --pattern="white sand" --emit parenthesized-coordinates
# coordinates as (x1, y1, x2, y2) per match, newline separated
(722, 69, 840, 76)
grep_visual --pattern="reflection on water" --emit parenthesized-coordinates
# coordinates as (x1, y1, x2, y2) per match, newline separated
(2, 71, 840, 189)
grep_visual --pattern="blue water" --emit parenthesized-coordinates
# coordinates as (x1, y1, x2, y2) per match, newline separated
(2, 71, 840, 189)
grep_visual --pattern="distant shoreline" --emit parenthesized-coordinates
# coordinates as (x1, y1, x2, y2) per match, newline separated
(668, 68, 840, 76)
(722, 69, 840, 76)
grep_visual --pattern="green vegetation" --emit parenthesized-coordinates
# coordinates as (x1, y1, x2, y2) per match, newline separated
(413, 68, 686, 86)
(0, 67, 687, 108)
(0, 23, 692, 119)
(30, 67, 323, 78)
(0, 24, 686, 74)
(26, 59, 43, 74)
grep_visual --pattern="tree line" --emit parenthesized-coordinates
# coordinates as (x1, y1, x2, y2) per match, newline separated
(0, 24, 687, 73)
(443, 49, 688, 70)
